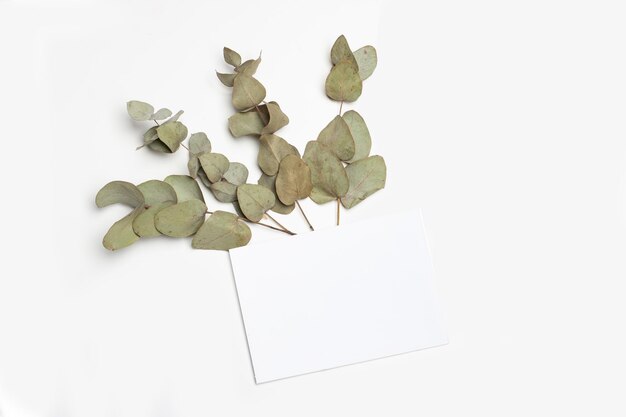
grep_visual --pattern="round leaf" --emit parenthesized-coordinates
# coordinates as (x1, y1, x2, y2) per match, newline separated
(257, 134, 300, 176)
(258, 174, 295, 215)
(236, 184, 275, 222)
(96, 181, 144, 208)
(199, 153, 229, 183)
(154, 199, 207, 238)
(275, 155, 313, 205)
(151, 108, 172, 120)
(137, 180, 177, 206)
(223, 47, 242, 67)
(343, 110, 372, 163)
(325, 61, 362, 102)
(188, 132, 211, 155)
(127, 100, 154, 121)
(102, 207, 145, 251)
(232, 74, 266, 111)
(209, 181, 238, 203)
(156, 121, 188, 152)
(164, 175, 204, 202)
(340, 156, 387, 209)
(353, 45, 377, 80)
(302, 141, 349, 204)
(317, 115, 355, 161)
(228, 111, 265, 137)
(192, 211, 252, 251)
(132, 201, 174, 238)
(223, 162, 249, 186)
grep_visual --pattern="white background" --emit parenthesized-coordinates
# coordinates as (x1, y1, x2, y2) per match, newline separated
(1, 0, 625, 416)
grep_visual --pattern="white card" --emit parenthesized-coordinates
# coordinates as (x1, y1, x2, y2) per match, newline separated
(229, 210, 447, 383)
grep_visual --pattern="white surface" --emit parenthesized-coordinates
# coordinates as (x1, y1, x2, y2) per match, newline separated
(1, 0, 626, 416)
(230, 211, 447, 383)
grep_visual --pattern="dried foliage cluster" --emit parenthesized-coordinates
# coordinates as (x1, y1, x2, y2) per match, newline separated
(97, 35, 387, 251)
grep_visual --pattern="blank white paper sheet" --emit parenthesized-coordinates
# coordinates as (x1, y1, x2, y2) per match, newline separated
(229, 210, 448, 383)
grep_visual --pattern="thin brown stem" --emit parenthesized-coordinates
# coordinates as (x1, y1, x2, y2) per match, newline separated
(295, 200, 314, 231)
(265, 213, 295, 235)
(206, 210, 295, 236)
(153, 120, 160, 126)
(181, 143, 189, 151)
(339, 100, 344, 116)
(336, 198, 341, 226)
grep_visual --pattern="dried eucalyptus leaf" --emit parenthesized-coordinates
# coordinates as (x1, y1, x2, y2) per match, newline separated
(223, 47, 242, 67)
(132, 201, 174, 238)
(343, 110, 372, 163)
(236, 183, 275, 222)
(261, 101, 289, 134)
(199, 153, 229, 183)
(154, 199, 207, 238)
(303, 141, 349, 204)
(257, 134, 300, 176)
(341, 156, 386, 209)
(353, 45, 377, 80)
(258, 174, 295, 214)
(223, 162, 249, 185)
(325, 60, 362, 102)
(164, 175, 204, 202)
(156, 121, 188, 152)
(209, 181, 238, 203)
(275, 155, 312, 205)
(151, 108, 172, 120)
(137, 180, 177, 206)
(236, 55, 261, 76)
(192, 211, 252, 250)
(163, 110, 184, 124)
(127, 100, 154, 121)
(189, 132, 212, 155)
(232, 74, 266, 111)
(330, 35, 357, 67)
(148, 140, 171, 153)
(228, 111, 265, 137)
(102, 206, 144, 250)
(96, 181, 144, 208)
(317, 115, 355, 161)
(232, 201, 246, 218)
(143, 126, 159, 146)
(197, 170, 211, 188)
(216, 71, 237, 87)
(188, 156, 200, 179)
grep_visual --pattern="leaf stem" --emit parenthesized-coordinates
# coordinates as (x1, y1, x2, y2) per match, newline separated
(181, 143, 190, 151)
(265, 212, 295, 235)
(295, 200, 314, 231)
(336, 198, 341, 226)
(206, 210, 295, 236)
(339, 100, 344, 116)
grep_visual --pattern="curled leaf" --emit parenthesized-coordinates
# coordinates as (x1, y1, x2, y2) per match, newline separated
(151, 108, 172, 120)
(353, 45, 377, 80)
(209, 181, 238, 203)
(325, 60, 362, 102)
(192, 211, 252, 250)
(343, 110, 371, 163)
(223, 47, 242, 67)
(275, 155, 312, 205)
(164, 175, 204, 202)
(261, 101, 289, 134)
(236, 54, 262, 76)
(341, 155, 387, 209)
(133, 201, 174, 238)
(95, 181, 146, 250)
(223, 162, 249, 185)
(142, 126, 159, 147)
(303, 141, 349, 204)
(137, 180, 177, 206)
(317, 115, 355, 161)
(236, 184, 275, 222)
(216, 72, 237, 87)
(330, 35, 357, 67)
(257, 134, 300, 176)
(154, 199, 207, 238)
(199, 153, 229, 183)
(156, 121, 188, 152)
(258, 174, 295, 215)
(127, 100, 154, 121)
(232, 74, 266, 111)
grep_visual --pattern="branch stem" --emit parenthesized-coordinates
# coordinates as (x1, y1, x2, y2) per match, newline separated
(206, 211, 295, 236)
(265, 212, 295, 235)
(336, 198, 341, 226)
(296, 200, 314, 231)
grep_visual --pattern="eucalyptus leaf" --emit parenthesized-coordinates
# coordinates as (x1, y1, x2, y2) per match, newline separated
(216, 72, 237, 87)
(325, 60, 362, 102)
(236, 54, 261, 76)
(340, 155, 387, 209)
(209, 181, 238, 203)
(317, 115, 355, 161)
(275, 155, 313, 205)
(132, 201, 174, 238)
(353, 45, 377, 80)
(142, 126, 159, 146)
(232, 74, 266, 111)
(330, 35, 357, 67)
(96, 181, 144, 208)
(102, 207, 145, 250)
(127, 100, 154, 121)
(197, 170, 211, 188)
(261, 101, 289, 134)
(164, 175, 204, 202)
(302, 141, 349, 204)
(258, 174, 295, 215)
(163, 110, 184, 124)
(343, 110, 372, 163)
(188, 132, 211, 155)
(137, 180, 177, 206)
(151, 108, 172, 120)
(192, 211, 252, 250)
(257, 134, 300, 176)
(199, 153, 229, 183)
(148, 140, 171, 153)
(223, 47, 242, 67)
(156, 121, 188, 152)
(223, 162, 249, 185)
(228, 111, 265, 137)
(188, 156, 200, 179)
(154, 199, 207, 238)
(236, 183, 275, 222)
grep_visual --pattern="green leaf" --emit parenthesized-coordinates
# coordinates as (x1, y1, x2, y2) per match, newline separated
(353, 45, 377, 80)
(330, 35, 357, 67)
(343, 110, 371, 163)
(261, 101, 289, 134)
(199, 153, 230, 183)
(223, 47, 242, 67)
(232, 74, 266, 111)
(325, 60, 362, 102)
(223, 162, 249, 185)
(192, 211, 252, 250)
(163, 110, 184, 124)
(132, 201, 174, 238)
(102, 207, 145, 250)
(197, 170, 211, 188)
(164, 175, 204, 202)
(188, 156, 200, 179)
(96, 181, 144, 208)
(317, 115, 355, 161)
(257, 134, 300, 176)
(147, 141, 171, 153)
(137, 180, 177, 206)
(236, 183, 275, 222)
(228, 110, 265, 137)
(302, 141, 349, 204)
(258, 174, 295, 214)
(156, 121, 188, 152)
(275, 155, 312, 205)
(151, 108, 172, 120)
(209, 181, 238, 203)
(236, 54, 262, 76)
(216, 71, 237, 87)
(340, 155, 386, 209)
(127, 100, 154, 121)
(154, 199, 207, 238)
(142, 126, 159, 147)
(188, 132, 211, 155)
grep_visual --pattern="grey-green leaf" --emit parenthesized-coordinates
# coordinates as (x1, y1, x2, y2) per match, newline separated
(132, 201, 174, 238)
(216, 71, 237, 87)
(151, 108, 172, 120)
(353, 45, 377, 80)
(236, 183, 275, 222)
(188, 132, 211, 155)
(257, 134, 300, 176)
(156, 121, 188, 152)
(223, 162, 249, 185)
(154, 199, 207, 238)
(188, 156, 200, 179)
(303, 141, 349, 204)
(137, 180, 177, 206)
(341, 155, 387, 209)
(127, 100, 154, 121)
(223, 47, 242, 67)
(330, 35, 357, 67)
(261, 101, 289, 134)
(258, 174, 295, 214)
(199, 153, 229, 183)
(228, 111, 265, 137)
(275, 155, 312, 205)
(236, 55, 261, 76)
(192, 211, 252, 250)
(232, 74, 266, 111)
(209, 181, 238, 203)
(317, 115, 355, 161)
(343, 110, 371, 163)
(164, 175, 204, 202)
(325, 60, 362, 102)
(142, 126, 159, 146)
(102, 206, 144, 251)
(96, 181, 144, 208)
